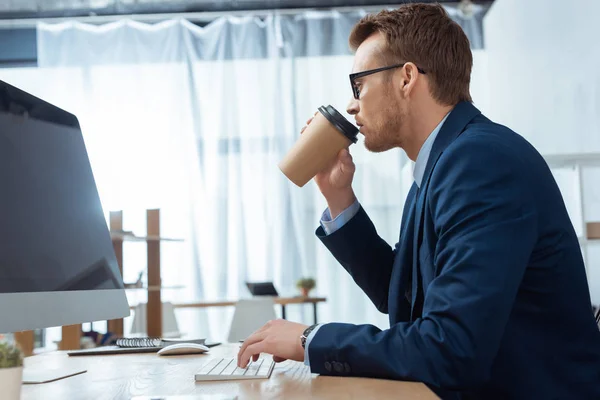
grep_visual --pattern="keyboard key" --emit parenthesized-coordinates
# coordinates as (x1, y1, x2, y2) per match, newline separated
(196, 358, 221, 375)
(232, 367, 248, 376)
(245, 359, 263, 376)
(220, 360, 238, 376)
(212, 359, 232, 375)
(258, 361, 274, 376)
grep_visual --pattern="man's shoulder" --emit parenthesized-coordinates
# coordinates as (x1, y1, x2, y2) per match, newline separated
(430, 114, 548, 190)
(443, 114, 539, 163)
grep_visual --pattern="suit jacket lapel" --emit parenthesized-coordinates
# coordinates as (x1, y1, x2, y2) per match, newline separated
(389, 182, 417, 324)
(410, 101, 482, 320)
(411, 184, 424, 320)
(420, 102, 482, 191)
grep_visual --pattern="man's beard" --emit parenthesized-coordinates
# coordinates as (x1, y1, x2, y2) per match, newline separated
(363, 102, 403, 153)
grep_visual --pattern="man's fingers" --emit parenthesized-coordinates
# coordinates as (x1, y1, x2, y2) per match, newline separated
(252, 354, 260, 362)
(237, 330, 267, 366)
(339, 148, 353, 165)
(301, 119, 314, 135)
(301, 112, 318, 134)
(238, 342, 264, 368)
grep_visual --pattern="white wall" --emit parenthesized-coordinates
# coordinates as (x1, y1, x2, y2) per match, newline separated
(484, 0, 600, 303)
(485, 0, 600, 153)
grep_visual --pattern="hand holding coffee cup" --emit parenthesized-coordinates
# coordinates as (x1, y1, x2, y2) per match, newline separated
(279, 105, 359, 190)
(299, 112, 356, 198)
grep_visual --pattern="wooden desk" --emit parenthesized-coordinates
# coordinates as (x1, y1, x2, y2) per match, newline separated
(22, 343, 438, 400)
(174, 297, 327, 324)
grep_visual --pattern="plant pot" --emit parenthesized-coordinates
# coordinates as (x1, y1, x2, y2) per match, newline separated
(300, 288, 310, 297)
(0, 366, 23, 400)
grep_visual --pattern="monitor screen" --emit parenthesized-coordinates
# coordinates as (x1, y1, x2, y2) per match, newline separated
(0, 80, 129, 332)
(246, 282, 279, 296)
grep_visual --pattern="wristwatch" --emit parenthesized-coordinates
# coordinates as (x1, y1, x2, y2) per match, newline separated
(300, 324, 319, 349)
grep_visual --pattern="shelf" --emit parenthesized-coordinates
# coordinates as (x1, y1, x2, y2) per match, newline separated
(579, 237, 600, 245)
(110, 231, 184, 242)
(543, 152, 600, 168)
(541, 154, 600, 271)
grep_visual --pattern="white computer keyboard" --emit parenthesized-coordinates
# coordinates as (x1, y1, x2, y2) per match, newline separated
(194, 357, 275, 381)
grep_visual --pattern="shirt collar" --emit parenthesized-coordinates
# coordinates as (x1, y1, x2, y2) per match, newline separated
(413, 113, 450, 188)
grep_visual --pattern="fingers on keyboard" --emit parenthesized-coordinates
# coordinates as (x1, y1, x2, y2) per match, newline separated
(196, 357, 274, 381)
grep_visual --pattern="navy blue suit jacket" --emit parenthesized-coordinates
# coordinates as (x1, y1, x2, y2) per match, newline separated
(312, 102, 600, 399)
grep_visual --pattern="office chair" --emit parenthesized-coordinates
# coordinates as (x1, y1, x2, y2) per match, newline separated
(129, 301, 181, 337)
(227, 298, 277, 343)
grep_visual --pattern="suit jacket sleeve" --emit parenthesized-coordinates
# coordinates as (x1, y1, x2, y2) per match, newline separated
(316, 206, 399, 314)
(308, 135, 538, 390)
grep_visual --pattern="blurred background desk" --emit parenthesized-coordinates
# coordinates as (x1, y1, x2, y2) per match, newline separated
(174, 296, 327, 324)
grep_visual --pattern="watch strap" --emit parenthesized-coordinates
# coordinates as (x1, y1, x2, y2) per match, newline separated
(301, 324, 319, 349)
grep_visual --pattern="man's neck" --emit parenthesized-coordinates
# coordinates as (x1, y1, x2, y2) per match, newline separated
(404, 104, 454, 161)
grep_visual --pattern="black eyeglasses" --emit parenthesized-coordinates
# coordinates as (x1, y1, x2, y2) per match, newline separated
(349, 63, 426, 99)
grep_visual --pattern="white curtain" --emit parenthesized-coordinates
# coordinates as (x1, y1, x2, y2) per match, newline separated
(0, 6, 487, 341)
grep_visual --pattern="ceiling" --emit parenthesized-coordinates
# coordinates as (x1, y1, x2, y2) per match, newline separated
(0, 0, 493, 19)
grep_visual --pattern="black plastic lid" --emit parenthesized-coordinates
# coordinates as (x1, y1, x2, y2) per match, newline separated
(318, 105, 359, 144)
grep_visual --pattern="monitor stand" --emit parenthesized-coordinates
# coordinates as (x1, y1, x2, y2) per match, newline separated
(23, 367, 87, 384)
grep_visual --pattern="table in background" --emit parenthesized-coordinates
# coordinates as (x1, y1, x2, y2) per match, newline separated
(22, 343, 438, 400)
(174, 297, 327, 325)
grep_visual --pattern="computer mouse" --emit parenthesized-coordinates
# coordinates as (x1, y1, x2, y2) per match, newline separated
(157, 343, 210, 356)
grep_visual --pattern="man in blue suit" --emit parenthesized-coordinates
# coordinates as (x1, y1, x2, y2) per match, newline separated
(238, 3, 600, 398)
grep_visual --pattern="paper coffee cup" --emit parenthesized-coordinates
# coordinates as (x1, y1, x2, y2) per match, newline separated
(278, 105, 359, 187)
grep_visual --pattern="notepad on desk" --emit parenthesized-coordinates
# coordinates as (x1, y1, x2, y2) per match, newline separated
(68, 337, 220, 356)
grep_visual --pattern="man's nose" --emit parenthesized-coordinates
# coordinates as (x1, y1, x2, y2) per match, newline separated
(346, 97, 359, 115)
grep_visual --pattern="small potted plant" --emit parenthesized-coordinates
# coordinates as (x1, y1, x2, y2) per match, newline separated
(0, 341, 24, 400)
(296, 277, 316, 297)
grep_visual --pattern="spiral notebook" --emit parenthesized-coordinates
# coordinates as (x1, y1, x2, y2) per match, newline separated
(67, 337, 220, 356)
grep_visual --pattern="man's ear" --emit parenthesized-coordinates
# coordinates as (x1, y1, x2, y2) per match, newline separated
(401, 62, 421, 96)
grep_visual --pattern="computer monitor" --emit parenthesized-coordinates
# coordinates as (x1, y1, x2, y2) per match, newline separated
(246, 281, 279, 297)
(0, 80, 130, 335)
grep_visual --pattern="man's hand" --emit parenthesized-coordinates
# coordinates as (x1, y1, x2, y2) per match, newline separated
(237, 319, 308, 368)
(301, 113, 357, 218)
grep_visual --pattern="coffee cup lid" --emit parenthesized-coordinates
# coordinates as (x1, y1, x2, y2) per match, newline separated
(318, 105, 359, 144)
